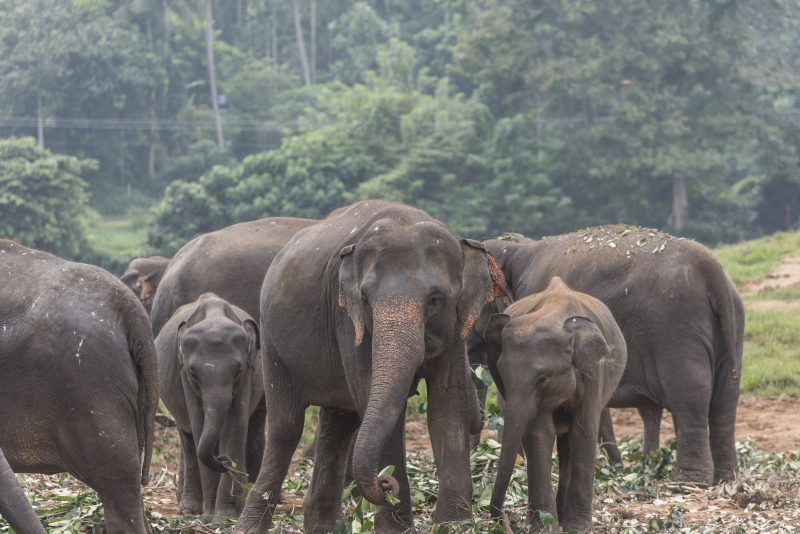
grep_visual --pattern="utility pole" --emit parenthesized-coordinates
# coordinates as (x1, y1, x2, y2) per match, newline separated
(205, 0, 224, 149)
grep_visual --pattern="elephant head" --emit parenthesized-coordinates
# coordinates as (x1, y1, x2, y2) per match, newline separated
(483, 281, 610, 517)
(176, 295, 260, 473)
(338, 219, 506, 505)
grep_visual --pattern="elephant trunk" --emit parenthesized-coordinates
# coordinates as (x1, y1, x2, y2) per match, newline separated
(197, 391, 234, 474)
(353, 299, 425, 506)
(489, 402, 532, 518)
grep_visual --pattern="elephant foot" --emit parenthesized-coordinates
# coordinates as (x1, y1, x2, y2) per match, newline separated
(214, 507, 240, 521)
(177, 497, 202, 516)
(669, 466, 713, 487)
(234, 499, 274, 534)
(712, 468, 737, 485)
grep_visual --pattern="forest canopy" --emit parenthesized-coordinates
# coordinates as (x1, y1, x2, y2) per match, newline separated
(1, 0, 799, 259)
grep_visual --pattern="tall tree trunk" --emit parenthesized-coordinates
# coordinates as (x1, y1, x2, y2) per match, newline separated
(311, 0, 316, 84)
(205, 0, 225, 149)
(236, 0, 243, 49)
(271, 0, 278, 63)
(667, 176, 688, 230)
(146, 10, 156, 179)
(37, 91, 44, 148)
(265, 12, 270, 59)
(291, 0, 311, 86)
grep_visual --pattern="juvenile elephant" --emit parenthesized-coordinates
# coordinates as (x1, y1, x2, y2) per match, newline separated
(150, 217, 317, 337)
(473, 227, 743, 485)
(0, 240, 159, 533)
(0, 446, 46, 534)
(156, 294, 263, 520)
(120, 256, 172, 315)
(486, 278, 626, 533)
(235, 201, 506, 534)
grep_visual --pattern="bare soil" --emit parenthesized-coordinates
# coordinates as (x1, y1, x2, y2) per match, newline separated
(739, 255, 800, 297)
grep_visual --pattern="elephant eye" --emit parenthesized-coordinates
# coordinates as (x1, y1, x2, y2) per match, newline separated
(537, 376, 547, 384)
(189, 368, 197, 378)
(235, 366, 242, 377)
(361, 293, 369, 305)
(428, 294, 442, 306)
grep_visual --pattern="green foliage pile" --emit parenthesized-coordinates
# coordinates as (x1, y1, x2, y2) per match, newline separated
(0, 137, 95, 259)
(11, 436, 798, 533)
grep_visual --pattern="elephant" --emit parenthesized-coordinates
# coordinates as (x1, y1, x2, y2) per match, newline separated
(234, 201, 506, 534)
(150, 217, 317, 338)
(471, 227, 743, 485)
(0, 240, 159, 533)
(120, 256, 172, 315)
(0, 446, 46, 534)
(156, 293, 263, 520)
(485, 277, 627, 533)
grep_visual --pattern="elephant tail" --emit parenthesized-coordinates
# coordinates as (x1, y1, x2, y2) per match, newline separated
(707, 269, 744, 406)
(127, 307, 161, 486)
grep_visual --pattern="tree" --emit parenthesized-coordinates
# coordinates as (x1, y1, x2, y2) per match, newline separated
(454, 0, 800, 241)
(205, 0, 225, 148)
(0, 137, 96, 258)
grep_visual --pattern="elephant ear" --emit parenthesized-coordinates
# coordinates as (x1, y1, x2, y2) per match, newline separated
(563, 316, 610, 380)
(176, 320, 189, 368)
(243, 319, 260, 370)
(120, 269, 140, 288)
(457, 239, 509, 340)
(338, 244, 365, 346)
(484, 313, 510, 400)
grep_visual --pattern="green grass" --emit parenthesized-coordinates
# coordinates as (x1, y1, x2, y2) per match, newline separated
(86, 208, 147, 259)
(740, 304, 800, 397)
(713, 229, 800, 286)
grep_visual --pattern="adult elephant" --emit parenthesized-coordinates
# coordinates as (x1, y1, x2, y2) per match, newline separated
(473, 227, 743, 486)
(0, 446, 46, 534)
(235, 201, 506, 534)
(0, 240, 159, 533)
(120, 256, 172, 315)
(150, 217, 317, 337)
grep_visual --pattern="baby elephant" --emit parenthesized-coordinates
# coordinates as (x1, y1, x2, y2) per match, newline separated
(156, 293, 265, 520)
(485, 277, 626, 533)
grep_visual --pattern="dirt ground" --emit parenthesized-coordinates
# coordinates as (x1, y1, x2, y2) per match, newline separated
(739, 255, 800, 297)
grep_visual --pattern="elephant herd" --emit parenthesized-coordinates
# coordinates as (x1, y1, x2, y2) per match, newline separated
(0, 200, 743, 534)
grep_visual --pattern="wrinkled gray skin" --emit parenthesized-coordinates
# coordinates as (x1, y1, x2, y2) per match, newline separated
(120, 256, 172, 315)
(486, 278, 627, 533)
(235, 201, 504, 534)
(471, 227, 743, 485)
(150, 218, 317, 338)
(0, 240, 159, 533)
(156, 294, 263, 520)
(0, 446, 46, 534)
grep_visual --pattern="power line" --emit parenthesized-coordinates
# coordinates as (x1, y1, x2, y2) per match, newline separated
(0, 116, 299, 132)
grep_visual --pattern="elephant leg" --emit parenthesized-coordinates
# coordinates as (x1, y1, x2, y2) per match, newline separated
(639, 407, 663, 454)
(425, 346, 473, 525)
(555, 433, 571, 526)
(177, 429, 203, 515)
(523, 418, 558, 533)
(235, 343, 307, 534)
(561, 410, 601, 533)
(74, 426, 149, 533)
(670, 406, 714, 485)
(373, 406, 413, 533)
(199, 447, 223, 521)
(246, 398, 267, 483)
(0, 446, 45, 534)
(709, 376, 739, 483)
(303, 409, 361, 533)
(598, 407, 622, 467)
